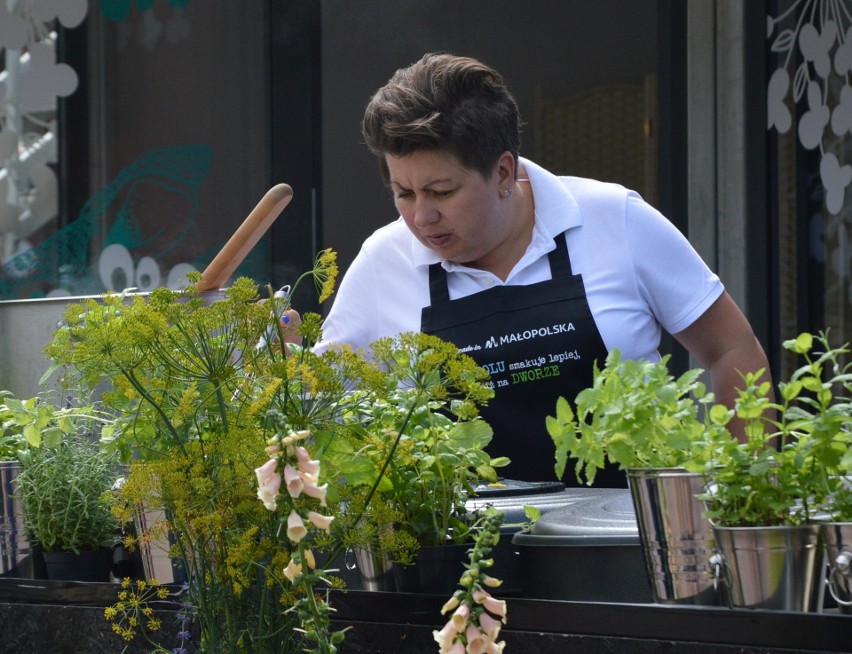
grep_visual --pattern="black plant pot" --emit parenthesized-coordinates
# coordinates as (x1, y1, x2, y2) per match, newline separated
(41, 547, 114, 582)
(393, 543, 469, 595)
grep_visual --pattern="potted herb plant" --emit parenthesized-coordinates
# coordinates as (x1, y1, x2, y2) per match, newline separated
(42, 255, 366, 651)
(824, 474, 852, 613)
(546, 349, 736, 605)
(704, 332, 852, 612)
(0, 391, 30, 578)
(324, 331, 506, 594)
(11, 398, 123, 582)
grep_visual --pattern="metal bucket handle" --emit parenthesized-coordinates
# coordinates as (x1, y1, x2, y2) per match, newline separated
(826, 550, 852, 607)
(344, 547, 357, 572)
(709, 551, 728, 591)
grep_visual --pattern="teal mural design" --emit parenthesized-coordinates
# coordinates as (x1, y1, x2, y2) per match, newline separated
(0, 144, 217, 299)
(100, 0, 192, 22)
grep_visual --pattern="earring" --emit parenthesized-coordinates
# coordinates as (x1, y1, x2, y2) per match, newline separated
(502, 188, 511, 198)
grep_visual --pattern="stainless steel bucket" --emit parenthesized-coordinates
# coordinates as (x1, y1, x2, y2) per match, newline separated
(347, 546, 396, 592)
(822, 522, 852, 614)
(713, 523, 825, 612)
(627, 468, 724, 605)
(0, 461, 33, 577)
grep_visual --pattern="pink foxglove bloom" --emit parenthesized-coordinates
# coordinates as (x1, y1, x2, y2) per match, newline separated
(473, 589, 507, 622)
(294, 444, 311, 461)
(283, 558, 302, 583)
(440, 595, 461, 615)
(307, 510, 334, 531)
(478, 612, 502, 641)
(265, 436, 282, 456)
(286, 510, 308, 543)
(302, 481, 328, 506)
(254, 459, 281, 511)
(465, 624, 488, 654)
(486, 641, 506, 654)
(432, 621, 459, 653)
(298, 458, 321, 482)
(447, 643, 465, 654)
(283, 463, 304, 497)
(449, 603, 470, 632)
(482, 575, 502, 588)
(303, 548, 316, 570)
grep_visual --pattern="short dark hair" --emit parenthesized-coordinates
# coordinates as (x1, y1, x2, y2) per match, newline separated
(361, 52, 522, 183)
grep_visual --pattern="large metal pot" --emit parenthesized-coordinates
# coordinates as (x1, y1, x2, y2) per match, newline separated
(467, 479, 597, 596)
(346, 479, 581, 593)
(512, 488, 652, 602)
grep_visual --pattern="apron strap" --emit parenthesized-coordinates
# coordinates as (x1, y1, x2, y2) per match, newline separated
(428, 232, 574, 304)
(428, 262, 450, 304)
(549, 232, 573, 277)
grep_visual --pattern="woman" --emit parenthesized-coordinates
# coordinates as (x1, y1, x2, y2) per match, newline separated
(316, 52, 770, 485)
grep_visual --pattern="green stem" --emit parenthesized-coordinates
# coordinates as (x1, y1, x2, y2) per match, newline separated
(325, 390, 423, 567)
(121, 366, 183, 448)
(215, 386, 229, 433)
(298, 541, 333, 654)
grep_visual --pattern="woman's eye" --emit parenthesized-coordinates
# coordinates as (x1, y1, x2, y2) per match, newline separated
(433, 189, 453, 198)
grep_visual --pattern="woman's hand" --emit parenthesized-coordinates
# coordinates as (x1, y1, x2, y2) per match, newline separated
(279, 309, 302, 347)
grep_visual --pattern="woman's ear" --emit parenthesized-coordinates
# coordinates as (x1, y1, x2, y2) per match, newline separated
(494, 151, 516, 189)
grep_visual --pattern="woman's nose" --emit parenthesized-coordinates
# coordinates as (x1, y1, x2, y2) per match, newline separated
(412, 196, 439, 227)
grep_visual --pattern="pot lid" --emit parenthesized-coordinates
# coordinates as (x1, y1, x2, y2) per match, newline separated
(530, 489, 638, 537)
(473, 479, 565, 498)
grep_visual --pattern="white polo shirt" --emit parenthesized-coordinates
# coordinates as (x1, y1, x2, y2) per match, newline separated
(317, 157, 723, 362)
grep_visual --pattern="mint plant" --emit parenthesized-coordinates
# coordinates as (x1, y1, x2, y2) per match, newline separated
(546, 349, 734, 485)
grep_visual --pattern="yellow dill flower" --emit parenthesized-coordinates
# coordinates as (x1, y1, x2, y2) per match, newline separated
(104, 606, 117, 620)
(314, 248, 339, 303)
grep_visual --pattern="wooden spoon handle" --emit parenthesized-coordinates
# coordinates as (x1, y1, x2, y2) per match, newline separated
(197, 184, 293, 292)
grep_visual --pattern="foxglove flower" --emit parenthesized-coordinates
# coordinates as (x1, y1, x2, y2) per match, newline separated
(265, 435, 282, 451)
(478, 612, 502, 641)
(254, 459, 281, 511)
(283, 463, 304, 497)
(473, 589, 507, 622)
(286, 510, 308, 543)
(465, 624, 488, 654)
(307, 511, 334, 531)
(304, 548, 316, 570)
(440, 596, 461, 615)
(432, 621, 459, 653)
(449, 604, 470, 632)
(302, 481, 328, 506)
(482, 575, 502, 588)
(283, 558, 302, 583)
(298, 457, 321, 482)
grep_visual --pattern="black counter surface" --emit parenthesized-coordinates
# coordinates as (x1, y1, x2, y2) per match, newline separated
(0, 578, 849, 653)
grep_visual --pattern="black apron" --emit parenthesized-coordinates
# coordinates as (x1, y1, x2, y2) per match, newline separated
(421, 232, 625, 487)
